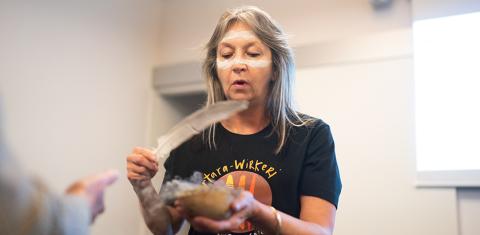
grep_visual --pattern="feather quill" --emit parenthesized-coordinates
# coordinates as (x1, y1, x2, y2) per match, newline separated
(153, 100, 249, 160)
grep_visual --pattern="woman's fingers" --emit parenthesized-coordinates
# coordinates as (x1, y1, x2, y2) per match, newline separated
(127, 163, 149, 176)
(230, 191, 254, 212)
(127, 171, 149, 181)
(126, 147, 160, 191)
(190, 216, 229, 232)
(126, 147, 160, 185)
(127, 153, 158, 172)
(187, 191, 256, 233)
(173, 200, 189, 218)
(133, 147, 158, 163)
(190, 210, 247, 233)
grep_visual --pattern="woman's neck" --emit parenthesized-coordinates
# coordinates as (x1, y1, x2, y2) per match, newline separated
(221, 102, 269, 135)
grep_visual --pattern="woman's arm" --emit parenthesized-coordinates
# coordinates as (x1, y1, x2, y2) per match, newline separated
(186, 192, 337, 235)
(133, 182, 183, 235)
(251, 195, 336, 235)
(127, 147, 185, 235)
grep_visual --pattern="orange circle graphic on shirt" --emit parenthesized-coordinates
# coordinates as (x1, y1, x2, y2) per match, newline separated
(215, 171, 272, 233)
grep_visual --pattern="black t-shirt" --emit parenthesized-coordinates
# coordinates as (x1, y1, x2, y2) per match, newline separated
(162, 118, 342, 235)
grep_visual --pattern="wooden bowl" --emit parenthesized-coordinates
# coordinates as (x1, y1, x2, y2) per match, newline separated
(177, 185, 239, 220)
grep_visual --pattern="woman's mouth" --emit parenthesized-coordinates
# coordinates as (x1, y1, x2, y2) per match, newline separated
(232, 79, 248, 88)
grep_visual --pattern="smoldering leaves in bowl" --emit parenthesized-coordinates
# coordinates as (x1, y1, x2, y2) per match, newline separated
(160, 177, 240, 220)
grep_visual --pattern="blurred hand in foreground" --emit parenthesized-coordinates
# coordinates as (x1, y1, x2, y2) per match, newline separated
(65, 169, 120, 223)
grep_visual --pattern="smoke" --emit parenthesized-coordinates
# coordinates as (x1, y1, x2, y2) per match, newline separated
(134, 172, 203, 217)
(159, 171, 203, 205)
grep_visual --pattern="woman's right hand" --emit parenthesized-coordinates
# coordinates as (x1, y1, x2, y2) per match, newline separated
(126, 147, 159, 189)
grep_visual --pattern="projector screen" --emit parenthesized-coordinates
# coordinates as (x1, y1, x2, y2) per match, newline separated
(413, 11, 480, 186)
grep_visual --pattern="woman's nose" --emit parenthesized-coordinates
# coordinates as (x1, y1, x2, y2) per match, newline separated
(232, 60, 247, 73)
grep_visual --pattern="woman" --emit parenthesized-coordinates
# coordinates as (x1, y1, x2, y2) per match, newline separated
(127, 6, 342, 235)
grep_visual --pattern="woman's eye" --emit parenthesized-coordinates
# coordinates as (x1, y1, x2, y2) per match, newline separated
(221, 54, 233, 59)
(247, 52, 261, 58)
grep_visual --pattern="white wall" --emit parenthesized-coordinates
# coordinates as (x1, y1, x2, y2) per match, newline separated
(155, 0, 411, 66)
(0, 1, 163, 234)
(458, 188, 480, 235)
(295, 52, 457, 235)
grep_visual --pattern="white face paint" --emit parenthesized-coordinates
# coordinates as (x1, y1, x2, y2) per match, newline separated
(217, 30, 271, 70)
(220, 30, 258, 43)
(216, 58, 271, 70)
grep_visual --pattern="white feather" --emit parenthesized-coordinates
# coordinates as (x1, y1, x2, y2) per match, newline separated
(153, 100, 249, 160)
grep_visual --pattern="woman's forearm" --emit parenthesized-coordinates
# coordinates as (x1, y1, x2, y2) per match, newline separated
(250, 201, 332, 235)
(134, 182, 174, 235)
(140, 203, 174, 235)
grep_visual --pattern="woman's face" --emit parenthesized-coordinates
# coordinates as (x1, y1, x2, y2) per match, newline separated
(216, 22, 273, 106)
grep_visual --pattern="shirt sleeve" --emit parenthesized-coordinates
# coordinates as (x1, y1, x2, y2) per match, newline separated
(300, 122, 342, 208)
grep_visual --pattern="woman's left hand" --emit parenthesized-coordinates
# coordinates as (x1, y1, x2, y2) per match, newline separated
(180, 190, 260, 233)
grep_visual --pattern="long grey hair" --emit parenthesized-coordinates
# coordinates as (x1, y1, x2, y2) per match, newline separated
(203, 6, 314, 154)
